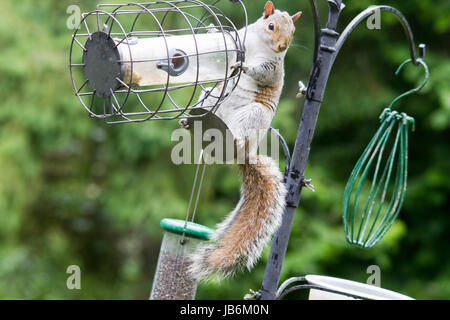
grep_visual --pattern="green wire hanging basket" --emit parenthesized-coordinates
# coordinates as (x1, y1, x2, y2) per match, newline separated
(342, 58, 429, 248)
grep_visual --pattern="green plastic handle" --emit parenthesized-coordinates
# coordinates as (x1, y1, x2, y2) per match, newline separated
(160, 218, 214, 241)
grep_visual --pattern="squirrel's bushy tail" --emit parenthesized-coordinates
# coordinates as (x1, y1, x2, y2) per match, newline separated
(189, 155, 286, 281)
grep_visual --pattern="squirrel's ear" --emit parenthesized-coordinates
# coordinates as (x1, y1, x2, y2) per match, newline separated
(292, 11, 302, 23)
(264, 1, 275, 19)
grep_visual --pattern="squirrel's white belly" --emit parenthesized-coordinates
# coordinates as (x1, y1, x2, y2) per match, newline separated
(215, 75, 259, 122)
(212, 75, 274, 152)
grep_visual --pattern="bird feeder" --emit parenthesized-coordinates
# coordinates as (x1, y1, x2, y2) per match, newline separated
(69, 0, 247, 123)
(150, 218, 213, 300)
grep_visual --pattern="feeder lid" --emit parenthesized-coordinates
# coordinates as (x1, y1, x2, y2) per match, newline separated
(160, 218, 213, 240)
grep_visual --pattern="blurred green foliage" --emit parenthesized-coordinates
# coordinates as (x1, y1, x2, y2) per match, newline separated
(0, 0, 448, 299)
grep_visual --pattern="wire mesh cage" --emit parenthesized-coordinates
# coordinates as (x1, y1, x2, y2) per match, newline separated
(342, 109, 413, 248)
(69, 0, 247, 124)
(342, 58, 429, 249)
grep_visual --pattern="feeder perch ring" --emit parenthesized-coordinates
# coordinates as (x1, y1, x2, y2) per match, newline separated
(69, 0, 248, 123)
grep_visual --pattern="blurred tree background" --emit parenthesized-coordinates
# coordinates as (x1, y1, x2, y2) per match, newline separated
(0, 0, 448, 299)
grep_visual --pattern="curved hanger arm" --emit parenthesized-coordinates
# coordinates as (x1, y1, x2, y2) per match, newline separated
(269, 127, 291, 180)
(309, 0, 321, 65)
(387, 58, 429, 110)
(334, 5, 424, 66)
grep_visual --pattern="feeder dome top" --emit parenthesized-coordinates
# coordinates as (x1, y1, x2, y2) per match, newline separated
(160, 218, 213, 240)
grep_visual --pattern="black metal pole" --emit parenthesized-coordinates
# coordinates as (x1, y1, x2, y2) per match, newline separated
(258, 0, 424, 300)
(258, 0, 344, 300)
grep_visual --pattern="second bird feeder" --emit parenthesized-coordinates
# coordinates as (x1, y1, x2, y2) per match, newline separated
(150, 218, 213, 300)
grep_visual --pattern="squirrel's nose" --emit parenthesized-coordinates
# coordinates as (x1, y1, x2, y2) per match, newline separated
(278, 42, 288, 52)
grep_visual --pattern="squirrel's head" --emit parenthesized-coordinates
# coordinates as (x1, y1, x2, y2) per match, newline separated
(259, 1, 302, 54)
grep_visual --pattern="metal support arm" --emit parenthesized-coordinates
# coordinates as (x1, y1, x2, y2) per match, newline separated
(335, 5, 425, 65)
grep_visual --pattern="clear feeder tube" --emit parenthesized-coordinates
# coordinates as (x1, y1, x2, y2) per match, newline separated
(116, 32, 238, 87)
(150, 219, 213, 300)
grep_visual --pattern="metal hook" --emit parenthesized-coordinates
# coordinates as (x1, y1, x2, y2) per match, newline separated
(387, 55, 429, 110)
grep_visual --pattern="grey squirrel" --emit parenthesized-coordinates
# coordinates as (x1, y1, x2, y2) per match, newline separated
(186, 1, 302, 281)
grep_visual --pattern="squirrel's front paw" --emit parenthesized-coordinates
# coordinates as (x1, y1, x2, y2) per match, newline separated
(230, 61, 249, 74)
(179, 118, 189, 129)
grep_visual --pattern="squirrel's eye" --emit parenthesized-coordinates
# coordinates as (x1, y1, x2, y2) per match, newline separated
(268, 23, 274, 31)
